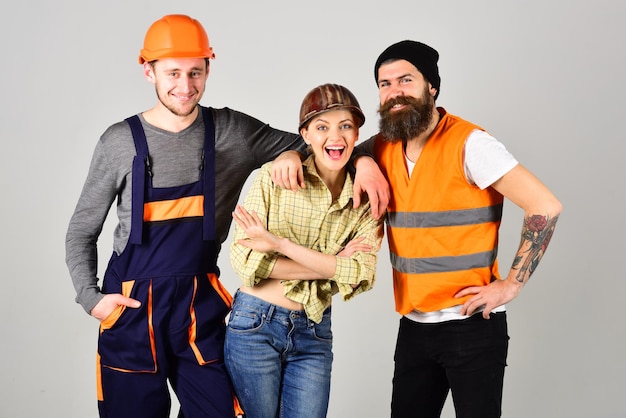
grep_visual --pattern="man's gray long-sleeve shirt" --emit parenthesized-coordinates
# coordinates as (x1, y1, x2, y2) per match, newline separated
(65, 107, 305, 314)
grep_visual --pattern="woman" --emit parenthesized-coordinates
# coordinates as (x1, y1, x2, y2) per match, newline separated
(225, 83, 383, 418)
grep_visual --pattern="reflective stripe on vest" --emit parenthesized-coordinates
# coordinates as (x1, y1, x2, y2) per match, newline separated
(387, 205, 503, 229)
(387, 204, 502, 273)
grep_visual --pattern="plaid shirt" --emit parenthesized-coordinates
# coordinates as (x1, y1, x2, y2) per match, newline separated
(230, 155, 383, 323)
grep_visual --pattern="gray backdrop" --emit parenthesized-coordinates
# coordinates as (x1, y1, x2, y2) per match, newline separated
(1, 1, 624, 417)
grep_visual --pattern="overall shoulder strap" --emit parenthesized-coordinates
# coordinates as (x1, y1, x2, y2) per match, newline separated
(126, 115, 149, 245)
(200, 107, 216, 241)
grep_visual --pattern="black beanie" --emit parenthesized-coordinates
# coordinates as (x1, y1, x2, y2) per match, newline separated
(374, 40, 441, 100)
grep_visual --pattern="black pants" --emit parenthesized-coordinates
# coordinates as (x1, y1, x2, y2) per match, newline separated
(391, 312, 509, 418)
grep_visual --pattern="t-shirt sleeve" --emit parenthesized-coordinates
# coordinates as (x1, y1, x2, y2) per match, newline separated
(230, 109, 307, 166)
(464, 129, 518, 189)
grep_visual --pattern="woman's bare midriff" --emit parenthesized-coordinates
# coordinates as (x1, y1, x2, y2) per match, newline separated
(238, 279, 306, 311)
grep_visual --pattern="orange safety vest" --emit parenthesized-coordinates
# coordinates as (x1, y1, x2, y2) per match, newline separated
(374, 109, 504, 315)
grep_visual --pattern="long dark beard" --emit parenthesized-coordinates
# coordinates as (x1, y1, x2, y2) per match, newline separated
(378, 89, 434, 143)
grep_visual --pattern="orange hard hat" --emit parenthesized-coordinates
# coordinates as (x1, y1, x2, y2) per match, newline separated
(139, 14, 215, 64)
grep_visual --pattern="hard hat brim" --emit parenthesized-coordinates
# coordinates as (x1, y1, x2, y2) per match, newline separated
(138, 48, 215, 64)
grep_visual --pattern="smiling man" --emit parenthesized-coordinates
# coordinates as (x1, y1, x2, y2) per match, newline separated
(64, 14, 309, 418)
(358, 40, 563, 418)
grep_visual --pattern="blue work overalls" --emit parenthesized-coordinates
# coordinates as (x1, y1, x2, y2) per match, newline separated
(96, 108, 237, 418)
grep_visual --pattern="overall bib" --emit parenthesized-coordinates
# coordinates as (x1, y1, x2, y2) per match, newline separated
(96, 108, 236, 418)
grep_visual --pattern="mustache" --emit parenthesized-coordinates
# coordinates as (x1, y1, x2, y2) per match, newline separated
(379, 96, 422, 114)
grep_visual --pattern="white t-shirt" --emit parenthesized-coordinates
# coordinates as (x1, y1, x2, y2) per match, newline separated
(404, 129, 518, 323)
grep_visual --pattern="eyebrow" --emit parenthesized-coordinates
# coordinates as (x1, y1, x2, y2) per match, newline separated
(160, 66, 205, 72)
(379, 73, 413, 84)
(311, 118, 355, 127)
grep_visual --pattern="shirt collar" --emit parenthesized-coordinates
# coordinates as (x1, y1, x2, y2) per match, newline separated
(302, 155, 354, 208)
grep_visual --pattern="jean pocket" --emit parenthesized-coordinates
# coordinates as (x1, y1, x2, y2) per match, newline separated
(98, 280, 157, 373)
(227, 305, 264, 333)
(312, 313, 333, 342)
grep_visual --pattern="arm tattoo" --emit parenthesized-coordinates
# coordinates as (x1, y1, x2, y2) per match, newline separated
(511, 214, 559, 283)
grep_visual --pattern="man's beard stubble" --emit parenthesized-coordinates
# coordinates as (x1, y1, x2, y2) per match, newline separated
(378, 88, 435, 143)
(155, 87, 200, 117)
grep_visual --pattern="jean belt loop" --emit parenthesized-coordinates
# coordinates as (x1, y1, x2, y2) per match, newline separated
(265, 303, 275, 323)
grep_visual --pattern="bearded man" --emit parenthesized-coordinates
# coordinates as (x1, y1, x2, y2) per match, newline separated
(357, 40, 562, 418)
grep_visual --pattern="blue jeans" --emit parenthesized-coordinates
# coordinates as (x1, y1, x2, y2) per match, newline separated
(224, 291, 333, 418)
(391, 312, 509, 418)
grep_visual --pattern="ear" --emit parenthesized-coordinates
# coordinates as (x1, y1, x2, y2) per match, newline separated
(143, 62, 156, 83)
(428, 83, 437, 98)
(300, 128, 310, 144)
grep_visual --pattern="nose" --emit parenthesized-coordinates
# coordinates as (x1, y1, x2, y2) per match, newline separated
(381, 83, 404, 105)
(328, 125, 343, 139)
(389, 83, 405, 99)
(178, 74, 192, 93)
